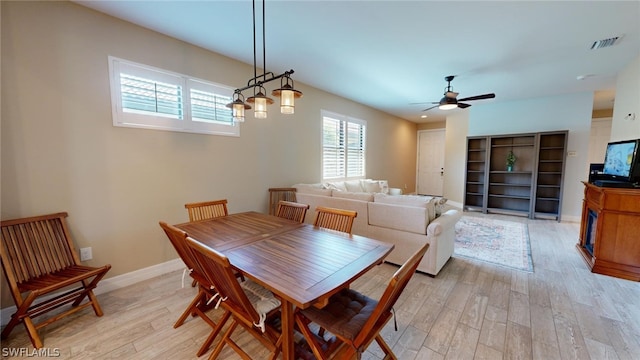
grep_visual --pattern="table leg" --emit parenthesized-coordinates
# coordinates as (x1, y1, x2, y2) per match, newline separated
(281, 300, 294, 360)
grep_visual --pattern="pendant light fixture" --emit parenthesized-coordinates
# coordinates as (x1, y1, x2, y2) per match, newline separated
(226, 0, 302, 122)
(227, 91, 251, 122)
(272, 75, 303, 114)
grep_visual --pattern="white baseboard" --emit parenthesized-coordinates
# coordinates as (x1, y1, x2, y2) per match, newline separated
(1, 258, 184, 327)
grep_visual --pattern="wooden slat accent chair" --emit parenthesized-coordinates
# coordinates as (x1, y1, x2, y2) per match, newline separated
(184, 199, 229, 222)
(186, 236, 283, 360)
(159, 221, 229, 357)
(294, 243, 430, 360)
(0, 212, 111, 349)
(268, 188, 297, 215)
(313, 206, 358, 235)
(275, 200, 310, 223)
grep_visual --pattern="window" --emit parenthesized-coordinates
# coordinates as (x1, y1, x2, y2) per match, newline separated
(322, 110, 366, 181)
(108, 56, 239, 137)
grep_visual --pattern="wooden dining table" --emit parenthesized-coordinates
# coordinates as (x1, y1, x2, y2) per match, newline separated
(175, 211, 394, 360)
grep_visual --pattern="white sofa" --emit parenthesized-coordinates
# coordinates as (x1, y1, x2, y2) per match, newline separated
(293, 180, 462, 276)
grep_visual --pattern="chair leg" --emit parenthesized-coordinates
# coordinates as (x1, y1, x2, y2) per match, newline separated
(209, 319, 240, 360)
(1, 313, 21, 341)
(375, 334, 397, 360)
(174, 289, 207, 328)
(86, 290, 104, 317)
(197, 309, 231, 357)
(23, 317, 44, 349)
(295, 312, 330, 360)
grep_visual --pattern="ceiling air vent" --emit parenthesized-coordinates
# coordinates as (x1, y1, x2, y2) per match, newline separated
(590, 36, 621, 50)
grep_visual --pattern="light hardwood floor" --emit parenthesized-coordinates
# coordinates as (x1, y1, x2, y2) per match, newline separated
(2, 213, 639, 359)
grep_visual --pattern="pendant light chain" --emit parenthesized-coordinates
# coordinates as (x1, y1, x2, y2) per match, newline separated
(226, 0, 303, 122)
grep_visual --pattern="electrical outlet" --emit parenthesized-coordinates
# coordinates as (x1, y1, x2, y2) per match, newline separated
(80, 247, 92, 261)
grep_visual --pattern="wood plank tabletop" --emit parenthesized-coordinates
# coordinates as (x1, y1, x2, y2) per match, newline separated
(175, 211, 394, 360)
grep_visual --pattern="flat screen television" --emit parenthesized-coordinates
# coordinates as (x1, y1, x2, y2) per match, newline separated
(601, 139, 640, 184)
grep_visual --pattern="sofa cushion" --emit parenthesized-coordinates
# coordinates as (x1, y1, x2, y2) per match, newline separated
(344, 180, 364, 192)
(294, 184, 333, 196)
(325, 181, 347, 192)
(361, 179, 382, 193)
(373, 193, 437, 222)
(332, 190, 374, 202)
(367, 202, 428, 234)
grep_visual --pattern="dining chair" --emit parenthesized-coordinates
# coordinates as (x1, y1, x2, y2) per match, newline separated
(0, 212, 111, 349)
(275, 200, 310, 223)
(313, 206, 358, 234)
(294, 242, 430, 360)
(184, 199, 229, 222)
(268, 187, 297, 215)
(159, 221, 230, 357)
(185, 236, 283, 360)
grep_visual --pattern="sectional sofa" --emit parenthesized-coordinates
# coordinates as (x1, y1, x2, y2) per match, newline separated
(293, 180, 462, 276)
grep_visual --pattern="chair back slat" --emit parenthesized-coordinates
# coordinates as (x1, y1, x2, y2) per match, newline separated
(185, 199, 229, 222)
(313, 206, 357, 234)
(275, 201, 309, 223)
(1, 213, 77, 284)
(185, 237, 261, 324)
(353, 243, 429, 348)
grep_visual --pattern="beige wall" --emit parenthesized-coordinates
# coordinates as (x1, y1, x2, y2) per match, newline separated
(417, 121, 446, 131)
(610, 55, 640, 141)
(0, 1, 417, 307)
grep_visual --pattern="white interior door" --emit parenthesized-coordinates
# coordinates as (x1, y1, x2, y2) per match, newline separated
(417, 129, 445, 196)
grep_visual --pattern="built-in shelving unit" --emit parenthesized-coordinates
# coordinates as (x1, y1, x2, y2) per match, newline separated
(464, 131, 567, 221)
(534, 132, 567, 220)
(464, 137, 487, 211)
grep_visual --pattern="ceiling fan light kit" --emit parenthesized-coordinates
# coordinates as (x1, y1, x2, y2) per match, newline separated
(421, 75, 495, 112)
(438, 96, 458, 110)
(226, 0, 302, 123)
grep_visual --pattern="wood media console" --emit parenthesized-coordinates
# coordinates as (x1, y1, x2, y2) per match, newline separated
(577, 181, 640, 281)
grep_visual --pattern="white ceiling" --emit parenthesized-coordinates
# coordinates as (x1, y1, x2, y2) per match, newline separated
(74, 0, 639, 123)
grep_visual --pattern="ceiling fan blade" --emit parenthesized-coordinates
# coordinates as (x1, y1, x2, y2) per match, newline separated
(458, 93, 495, 102)
(458, 103, 471, 109)
(409, 101, 439, 105)
(422, 105, 440, 112)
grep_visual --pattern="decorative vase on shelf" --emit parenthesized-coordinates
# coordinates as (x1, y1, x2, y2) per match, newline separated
(506, 151, 516, 172)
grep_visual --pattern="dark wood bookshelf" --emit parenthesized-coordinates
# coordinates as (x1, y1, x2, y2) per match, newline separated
(464, 131, 568, 221)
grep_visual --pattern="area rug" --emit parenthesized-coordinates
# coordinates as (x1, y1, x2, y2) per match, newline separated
(454, 216, 533, 272)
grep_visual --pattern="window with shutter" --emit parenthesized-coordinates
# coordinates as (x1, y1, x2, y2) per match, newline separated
(109, 56, 238, 137)
(322, 110, 366, 181)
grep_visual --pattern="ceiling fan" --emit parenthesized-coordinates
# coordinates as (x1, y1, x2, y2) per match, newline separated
(418, 75, 495, 112)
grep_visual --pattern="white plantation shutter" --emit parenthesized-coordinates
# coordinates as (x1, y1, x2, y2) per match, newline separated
(322, 111, 366, 181)
(323, 117, 346, 179)
(109, 56, 238, 136)
(346, 121, 366, 177)
(188, 79, 233, 125)
(120, 74, 183, 119)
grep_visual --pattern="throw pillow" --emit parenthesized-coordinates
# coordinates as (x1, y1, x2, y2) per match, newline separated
(325, 181, 347, 192)
(434, 197, 448, 217)
(361, 179, 382, 193)
(344, 180, 364, 192)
